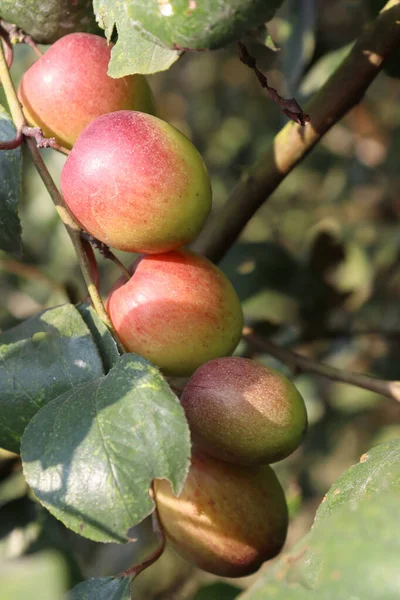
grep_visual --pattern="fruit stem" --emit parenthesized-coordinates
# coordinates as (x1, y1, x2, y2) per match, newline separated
(244, 328, 400, 402)
(117, 509, 165, 579)
(0, 39, 125, 352)
(192, 0, 400, 263)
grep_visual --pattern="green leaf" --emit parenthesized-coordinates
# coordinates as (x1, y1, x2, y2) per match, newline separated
(0, 0, 100, 44)
(68, 577, 131, 600)
(0, 106, 22, 255)
(76, 304, 120, 373)
(21, 354, 191, 543)
(0, 304, 105, 453)
(0, 552, 66, 600)
(315, 438, 400, 522)
(107, 26, 181, 78)
(93, 0, 284, 75)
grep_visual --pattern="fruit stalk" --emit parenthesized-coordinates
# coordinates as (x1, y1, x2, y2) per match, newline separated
(0, 38, 123, 348)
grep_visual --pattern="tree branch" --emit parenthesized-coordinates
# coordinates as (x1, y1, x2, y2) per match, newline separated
(243, 328, 400, 402)
(192, 0, 400, 262)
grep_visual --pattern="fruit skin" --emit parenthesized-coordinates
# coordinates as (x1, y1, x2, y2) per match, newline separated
(19, 34, 156, 148)
(180, 357, 308, 465)
(106, 250, 244, 376)
(61, 111, 212, 252)
(0, 0, 100, 44)
(154, 450, 288, 577)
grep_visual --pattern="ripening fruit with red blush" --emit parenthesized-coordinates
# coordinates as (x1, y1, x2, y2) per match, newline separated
(154, 450, 288, 577)
(106, 250, 244, 376)
(180, 357, 308, 465)
(18, 33, 156, 148)
(61, 111, 212, 253)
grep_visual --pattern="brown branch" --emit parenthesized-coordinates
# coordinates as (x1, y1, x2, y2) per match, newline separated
(237, 42, 310, 126)
(192, 0, 400, 263)
(243, 327, 400, 402)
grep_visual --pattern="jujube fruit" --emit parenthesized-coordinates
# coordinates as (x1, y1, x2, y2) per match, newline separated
(180, 357, 308, 465)
(106, 250, 244, 376)
(154, 450, 288, 577)
(19, 33, 156, 148)
(61, 111, 212, 252)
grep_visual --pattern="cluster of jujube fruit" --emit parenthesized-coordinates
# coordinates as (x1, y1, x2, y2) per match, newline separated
(20, 32, 308, 577)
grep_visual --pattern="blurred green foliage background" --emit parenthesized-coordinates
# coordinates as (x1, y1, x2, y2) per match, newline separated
(1, 0, 400, 598)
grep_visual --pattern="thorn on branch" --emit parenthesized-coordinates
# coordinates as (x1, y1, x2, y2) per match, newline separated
(237, 42, 310, 127)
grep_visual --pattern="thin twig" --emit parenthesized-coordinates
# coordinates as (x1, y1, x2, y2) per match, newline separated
(294, 328, 400, 345)
(243, 327, 400, 402)
(237, 42, 310, 126)
(193, 0, 400, 263)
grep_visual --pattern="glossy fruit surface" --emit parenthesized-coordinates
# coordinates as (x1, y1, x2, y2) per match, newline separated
(19, 33, 156, 148)
(61, 111, 212, 252)
(0, 0, 100, 44)
(154, 450, 288, 577)
(106, 250, 243, 376)
(180, 357, 307, 464)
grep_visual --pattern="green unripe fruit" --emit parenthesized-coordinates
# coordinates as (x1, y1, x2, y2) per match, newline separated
(154, 450, 288, 577)
(180, 357, 308, 464)
(0, 0, 100, 44)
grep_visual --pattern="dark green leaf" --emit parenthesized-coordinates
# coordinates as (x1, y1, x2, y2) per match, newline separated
(68, 577, 131, 600)
(93, 0, 284, 75)
(0, 552, 66, 600)
(315, 438, 400, 522)
(76, 304, 120, 373)
(21, 354, 191, 543)
(0, 0, 100, 44)
(0, 304, 105, 453)
(0, 106, 22, 254)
